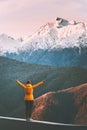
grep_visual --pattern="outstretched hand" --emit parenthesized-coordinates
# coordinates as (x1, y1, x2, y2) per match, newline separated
(42, 80, 46, 83)
(16, 80, 18, 82)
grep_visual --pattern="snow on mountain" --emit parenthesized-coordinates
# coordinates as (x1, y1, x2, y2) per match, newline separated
(1, 18, 87, 67)
(20, 17, 87, 52)
(0, 18, 87, 53)
(0, 34, 23, 55)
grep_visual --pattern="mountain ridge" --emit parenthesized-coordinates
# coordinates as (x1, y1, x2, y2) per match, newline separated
(0, 17, 87, 67)
(32, 83, 87, 125)
(0, 18, 87, 66)
(0, 17, 87, 53)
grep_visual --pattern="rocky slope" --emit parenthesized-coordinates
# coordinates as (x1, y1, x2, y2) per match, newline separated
(32, 83, 87, 125)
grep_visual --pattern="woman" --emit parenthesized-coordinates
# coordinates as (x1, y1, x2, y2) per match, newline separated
(16, 80, 45, 122)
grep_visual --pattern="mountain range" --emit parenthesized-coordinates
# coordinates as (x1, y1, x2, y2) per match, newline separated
(0, 18, 87, 67)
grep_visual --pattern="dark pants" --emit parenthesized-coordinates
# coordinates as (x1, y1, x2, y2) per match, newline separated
(25, 100, 34, 119)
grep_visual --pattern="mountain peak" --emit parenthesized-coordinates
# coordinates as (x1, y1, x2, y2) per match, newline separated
(23, 17, 87, 51)
(35, 22, 54, 36)
(56, 17, 78, 28)
(1, 17, 87, 67)
(56, 17, 69, 27)
(0, 33, 23, 54)
(0, 33, 14, 40)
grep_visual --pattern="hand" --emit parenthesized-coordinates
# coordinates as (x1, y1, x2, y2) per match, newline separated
(42, 80, 46, 83)
(16, 80, 18, 82)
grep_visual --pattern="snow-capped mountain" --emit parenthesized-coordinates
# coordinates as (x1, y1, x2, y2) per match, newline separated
(0, 17, 87, 67)
(21, 17, 87, 50)
(0, 34, 23, 55)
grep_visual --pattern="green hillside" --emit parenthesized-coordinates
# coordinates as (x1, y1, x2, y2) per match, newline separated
(0, 56, 87, 118)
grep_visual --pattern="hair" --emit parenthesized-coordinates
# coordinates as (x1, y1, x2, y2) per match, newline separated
(26, 80, 31, 84)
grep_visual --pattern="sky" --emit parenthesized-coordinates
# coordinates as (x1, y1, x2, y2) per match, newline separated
(0, 0, 87, 38)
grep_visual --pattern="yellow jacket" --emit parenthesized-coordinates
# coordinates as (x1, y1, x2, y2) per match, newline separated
(16, 80, 44, 100)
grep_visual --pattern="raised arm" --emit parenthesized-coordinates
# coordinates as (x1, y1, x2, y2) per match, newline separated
(33, 80, 45, 89)
(16, 80, 26, 89)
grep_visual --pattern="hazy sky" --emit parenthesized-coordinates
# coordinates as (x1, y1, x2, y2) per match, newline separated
(0, 0, 87, 38)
